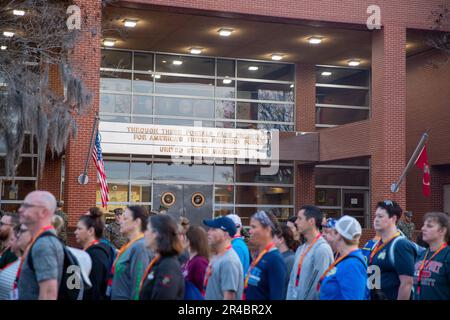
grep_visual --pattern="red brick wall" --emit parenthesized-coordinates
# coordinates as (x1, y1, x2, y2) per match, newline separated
(406, 50, 450, 228)
(319, 120, 371, 162)
(63, 0, 102, 231)
(294, 64, 316, 212)
(370, 26, 407, 213)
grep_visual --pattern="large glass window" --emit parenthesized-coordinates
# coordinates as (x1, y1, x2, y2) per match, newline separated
(97, 156, 294, 224)
(316, 66, 370, 128)
(100, 49, 295, 129)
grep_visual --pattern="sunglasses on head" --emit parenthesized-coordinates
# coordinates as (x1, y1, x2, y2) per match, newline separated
(383, 200, 394, 207)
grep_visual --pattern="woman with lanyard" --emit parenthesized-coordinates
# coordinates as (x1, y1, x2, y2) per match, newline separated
(108, 206, 153, 300)
(139, 214, 184, 300)
(243, 211, 286, 300)
(0, 224, 31, 300)
(75, 207, 113, 300)
(318, 216, 368, 300)
(414, 212, 450, 300)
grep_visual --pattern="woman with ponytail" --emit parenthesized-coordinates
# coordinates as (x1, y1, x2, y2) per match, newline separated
(75, 207, 113, 300)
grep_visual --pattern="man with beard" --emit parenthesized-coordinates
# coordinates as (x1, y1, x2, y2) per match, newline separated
(0, 213, 20, 269)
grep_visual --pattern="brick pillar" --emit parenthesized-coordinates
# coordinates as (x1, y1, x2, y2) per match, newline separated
(38, 64, 64, 200)
(295, 64, 317, 213)
(64, 0, 101, 228)
(370, 25, 407, 214)
(38, 155, 62, 200)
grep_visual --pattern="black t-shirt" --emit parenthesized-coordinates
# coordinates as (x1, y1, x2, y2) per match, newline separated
(414, 246, 450, 300)
(84, 243, 112, 300)
(139, 255, 185, 300)
(370, 237, 415, 300)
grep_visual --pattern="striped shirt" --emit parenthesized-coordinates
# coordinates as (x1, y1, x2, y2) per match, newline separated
(0, 260, 20, 300)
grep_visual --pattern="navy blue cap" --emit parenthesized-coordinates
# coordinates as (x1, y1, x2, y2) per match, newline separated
(203, 217, 237, 237)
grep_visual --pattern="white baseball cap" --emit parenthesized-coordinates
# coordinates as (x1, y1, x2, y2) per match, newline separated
(67, 247, 93, 289)
(226, 214, 242, 228)
(335, 215, 362, 241)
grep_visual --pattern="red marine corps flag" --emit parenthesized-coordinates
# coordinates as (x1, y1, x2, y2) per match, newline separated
(415, 144, 431, 197)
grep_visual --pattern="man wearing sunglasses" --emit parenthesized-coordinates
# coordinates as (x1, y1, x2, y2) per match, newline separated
(16, 191, 64, 300)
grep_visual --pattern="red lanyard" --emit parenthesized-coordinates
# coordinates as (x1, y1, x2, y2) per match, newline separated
(295, 233, 321, 287)
(417, 243, 448, 295)
(13, 226, 54, 292)
(369, 232, 400, 264)
(139, 255, 160, 294)
(107, 234, 144, 287)
(316, 249, 358, 291)
(202, 244, 232, 296)
(242, 242, 276, 300)
(84, 239, 99, 251)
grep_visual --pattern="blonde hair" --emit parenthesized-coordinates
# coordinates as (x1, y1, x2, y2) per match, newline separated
(51, 215, 64, 236)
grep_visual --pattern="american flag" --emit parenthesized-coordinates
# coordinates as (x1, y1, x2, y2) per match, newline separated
(92, 131, 109, 207)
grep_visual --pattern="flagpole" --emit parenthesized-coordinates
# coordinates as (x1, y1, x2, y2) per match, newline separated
(391, 130, 429, 193)
(78, 114, 100, 185)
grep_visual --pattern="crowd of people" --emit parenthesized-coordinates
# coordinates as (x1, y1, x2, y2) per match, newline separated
(0, 190, 449, 300)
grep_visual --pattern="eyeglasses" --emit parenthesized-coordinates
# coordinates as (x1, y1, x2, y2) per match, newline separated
(20, 203, 45, 209)
(17, 228, 29, 235)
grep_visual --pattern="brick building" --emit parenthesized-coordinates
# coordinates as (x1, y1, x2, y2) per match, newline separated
(1, 0, 449, 246)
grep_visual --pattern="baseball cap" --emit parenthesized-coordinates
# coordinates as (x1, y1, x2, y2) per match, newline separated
(322, 218, 337, 229)
(226, 214, 242, 228)
(67, 247, 92, 289)
(203, 216, 237, 237)
(335, 215, 362, 241)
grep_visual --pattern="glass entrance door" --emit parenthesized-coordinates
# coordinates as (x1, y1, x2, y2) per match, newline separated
(153, 184, 212, 226)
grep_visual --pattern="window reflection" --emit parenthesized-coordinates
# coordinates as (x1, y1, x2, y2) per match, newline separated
(237, 81, 294, 102)
(155, 76, 214, 97)
(236, 102, 293, 122)
(100, 72, 132, 92)
(153, 163, 213, 182)
(100, 94, 131, 114)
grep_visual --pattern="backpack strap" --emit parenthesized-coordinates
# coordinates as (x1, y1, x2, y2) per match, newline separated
(27, 231, 61, 272)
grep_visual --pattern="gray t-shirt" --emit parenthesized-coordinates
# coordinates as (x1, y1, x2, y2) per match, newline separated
(110, 238, 152, 300)
(18, 233, 64, 300)
(286, 237, 334, 300)
(205, 248, 243, 300)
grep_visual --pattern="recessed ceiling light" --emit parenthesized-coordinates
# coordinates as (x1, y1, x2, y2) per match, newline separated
(223, 77, 232, 84)
(102, 39, 116, 47)
(173, 60, 183, 65)
(0, 45, 7, 50)
(348, 59, 361, 67)
(271, 54, 283, 61)
(321, 71, 332, 76)
(308, 36, 323, 44)
(162, 60, 167, 64)
(218, 28, 233, 37)
(3, 31, 14, 38)
(123, 19, 138, 28)
(13, 10, 25, 16)
(290, 84, 294, 88)
(248, 66, 259, 71)
(190, 47, 203, 55)
(152, 74, 161, 79)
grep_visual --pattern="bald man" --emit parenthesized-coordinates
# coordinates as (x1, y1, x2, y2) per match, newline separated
(17, 191, 64, 300)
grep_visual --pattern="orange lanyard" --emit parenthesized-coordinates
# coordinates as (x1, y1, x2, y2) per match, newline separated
(139, 255, 160, 294)
(417, 243, 448, 295)
(316, 249, 358, 291)
(202, 244, 232, 296)
(13, 226, 54, 290)
(295, 233, 321, 287)
(84, 239, 99, 251)
(244, 242, 276, 289)
(369, 232, 400, 264)
(111, 234, 143, 273)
